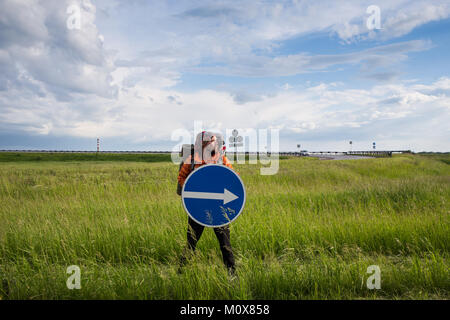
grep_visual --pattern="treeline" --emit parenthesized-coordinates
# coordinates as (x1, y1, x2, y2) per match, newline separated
(0, 152, 172, 162)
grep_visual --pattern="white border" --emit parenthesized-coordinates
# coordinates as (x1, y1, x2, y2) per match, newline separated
(181, 164, 246, 228)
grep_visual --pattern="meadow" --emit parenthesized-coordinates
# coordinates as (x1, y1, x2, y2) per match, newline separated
(0, 152, 448, 299)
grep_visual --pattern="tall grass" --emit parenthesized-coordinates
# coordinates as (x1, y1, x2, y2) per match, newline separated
(0, 154, 448, 299)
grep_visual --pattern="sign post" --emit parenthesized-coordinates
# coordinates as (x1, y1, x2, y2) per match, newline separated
(229, 129, 243, 162)
(182, 164, 246, 227)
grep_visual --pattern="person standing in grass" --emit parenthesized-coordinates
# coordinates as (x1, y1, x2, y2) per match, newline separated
(177, 131, 236, 274)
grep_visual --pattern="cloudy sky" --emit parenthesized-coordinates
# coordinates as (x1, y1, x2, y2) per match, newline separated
(0, 0, 449, 152)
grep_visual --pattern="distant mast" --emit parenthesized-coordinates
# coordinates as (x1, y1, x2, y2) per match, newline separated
(97, 138, 100, 153)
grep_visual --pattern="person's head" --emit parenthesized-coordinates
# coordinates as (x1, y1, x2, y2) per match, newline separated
(194, 131, 223, 163)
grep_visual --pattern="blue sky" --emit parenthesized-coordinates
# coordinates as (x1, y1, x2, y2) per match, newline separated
(0, 0, 449, 151)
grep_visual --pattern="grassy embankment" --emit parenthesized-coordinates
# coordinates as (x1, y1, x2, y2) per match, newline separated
(0, 152, 448, 299)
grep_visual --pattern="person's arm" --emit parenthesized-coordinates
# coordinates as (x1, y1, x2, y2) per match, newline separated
(178, 162, 192, 187)
(222, 156, 238, 173)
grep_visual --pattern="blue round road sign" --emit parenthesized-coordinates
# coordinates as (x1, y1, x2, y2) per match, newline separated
(182, 164, 246, 227)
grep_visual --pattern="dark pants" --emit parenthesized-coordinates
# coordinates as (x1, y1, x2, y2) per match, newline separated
(181, 217, 235, 271)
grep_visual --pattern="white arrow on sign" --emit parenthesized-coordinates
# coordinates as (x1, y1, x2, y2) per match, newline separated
(183, 188, 239, 205)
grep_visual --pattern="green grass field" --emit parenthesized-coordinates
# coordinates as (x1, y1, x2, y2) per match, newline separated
(0, 152, 448, 299)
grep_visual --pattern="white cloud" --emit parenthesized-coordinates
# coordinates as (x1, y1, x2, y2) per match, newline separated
(0, 0, 449, 151)
(89, 1, 450, 85)
(189, 39, 431, 77)
(380, 1, 450, 39)
(0, 0, 117, 99)
(1, 74, 448, 150)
